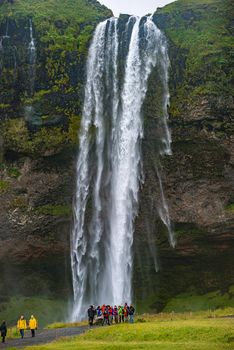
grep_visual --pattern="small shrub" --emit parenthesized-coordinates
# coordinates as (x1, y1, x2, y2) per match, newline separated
(10, 196, 28, 209)
(7, 167, 21, 178)
(0, 180, 10, 193)
(225, 203, 234, 213)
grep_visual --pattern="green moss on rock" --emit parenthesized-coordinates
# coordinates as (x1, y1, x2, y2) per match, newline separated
(3, 116, 80, 156)
(34, 204, 72, 217)
(225, 203, 234, 213)
(163, 286, 234, 312)
(0, 0, 111, 157)
(0, 180, 10, 193)
(154, 0, 233, 118)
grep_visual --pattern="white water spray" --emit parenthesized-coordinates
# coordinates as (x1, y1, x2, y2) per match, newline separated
(71, 16, 174, 320)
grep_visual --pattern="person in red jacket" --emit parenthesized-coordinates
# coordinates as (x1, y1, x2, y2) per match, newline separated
(101, 304, 106, 315)
(109, 306, 113, 324)
(123, 303, 129, 323)
(102, 306, 110, 326)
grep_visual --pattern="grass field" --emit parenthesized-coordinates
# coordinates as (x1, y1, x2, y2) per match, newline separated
(24, 310, 234, 350)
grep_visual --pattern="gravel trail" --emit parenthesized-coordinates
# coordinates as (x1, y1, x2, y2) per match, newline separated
(0, 326, 89, 349)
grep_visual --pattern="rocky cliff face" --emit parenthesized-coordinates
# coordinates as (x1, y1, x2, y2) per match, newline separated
(0, 0, 233, 320)
(133, 0, 234, 310)
(0, 0, 112, 322)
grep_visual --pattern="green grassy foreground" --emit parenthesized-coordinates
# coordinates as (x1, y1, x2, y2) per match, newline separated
(46, 321, 87, 329)
(24, 311, 234, 350)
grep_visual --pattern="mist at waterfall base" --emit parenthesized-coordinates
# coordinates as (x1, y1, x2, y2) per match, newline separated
(71, 15, 175, 321)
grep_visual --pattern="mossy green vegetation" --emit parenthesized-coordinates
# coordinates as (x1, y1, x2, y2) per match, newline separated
(225, 203, 234, 213)
(0, 179, 10, 192)
(0, 0, 112, 27)
(0, 296, 68, 327)
(3, 117, 80, 156)
(24, 311, 234, 350)
(154, 0, 233, 117)
(163, 286, 234, 312)
(34, 204, 72, 217)
(0, 163, 21, 178)
(0, 0, 111, 157)
(136, 285, 234, 315)
(6, 167, 21, 178)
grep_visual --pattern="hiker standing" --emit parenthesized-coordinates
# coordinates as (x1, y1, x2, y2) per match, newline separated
(0, 321, 7, 343)
(96, 306, 102, 317)
(87, 305, 95, 326)
(29, 315, 37, 337)
(102, 306, 110, 326)
(101, 304, 106, 316)
(109, 306, 113, 324)
(123, 303, 129, 323)
(118, 305, 123, 323)
(114, 305, 118, 323)
(17, 315, 27, 339)
(129, 305, 135, 323)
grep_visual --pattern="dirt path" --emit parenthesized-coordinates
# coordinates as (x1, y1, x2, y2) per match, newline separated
(0, 326, 89, 349)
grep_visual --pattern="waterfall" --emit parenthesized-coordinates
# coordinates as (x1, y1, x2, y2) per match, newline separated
(28, 19, 36, 97)
(0, 19, 17, 77)
(24, 19, 36, 125)
(0, 19, 10, 52)
(71, 16, 174, 320)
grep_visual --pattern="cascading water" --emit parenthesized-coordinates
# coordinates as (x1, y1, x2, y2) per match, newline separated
(0, 19, 17, 78)
(25, 19, 36, 125)
(0, 19, 10, 56)
(71, 15, 175, 320)
(28, 18, 36, 97)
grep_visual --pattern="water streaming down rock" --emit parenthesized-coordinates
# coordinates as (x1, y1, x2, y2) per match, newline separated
(28, 19, 36, 97)
(24, 19, 37, 125)
(71, 16, 174, 320)
(0, 20, 18, 78)
(0, 20, 9, 45)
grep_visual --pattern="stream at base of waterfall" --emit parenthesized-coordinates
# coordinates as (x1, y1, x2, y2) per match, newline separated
(71, 15, 175, 320)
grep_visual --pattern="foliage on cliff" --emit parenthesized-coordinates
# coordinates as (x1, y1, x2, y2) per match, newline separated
(154, 0, 233, 119)
(0, 0, 112, 156)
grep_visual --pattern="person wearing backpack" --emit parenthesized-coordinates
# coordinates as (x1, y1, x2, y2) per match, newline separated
(129, 305, 135, 323)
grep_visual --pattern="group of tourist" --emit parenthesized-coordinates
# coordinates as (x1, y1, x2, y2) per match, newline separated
(17, 315, 38, 339)
(87, 303, 135, 326)
(0, 315, 38, 343)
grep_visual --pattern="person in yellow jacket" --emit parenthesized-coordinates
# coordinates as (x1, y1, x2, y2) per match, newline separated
(29, 315, 37, 337)
(17, 315, 27, 339)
